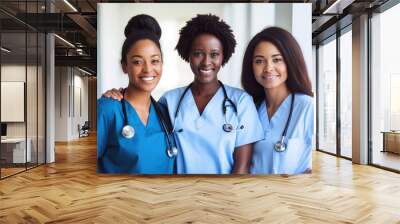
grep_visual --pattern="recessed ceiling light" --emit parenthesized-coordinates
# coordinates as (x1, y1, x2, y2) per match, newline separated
(322, 0, 355, 15)
(77, 67, 92, 76)
(1, 47, 11, 53)
(63, 0, 78, 12)
(54, 34, 75, 48)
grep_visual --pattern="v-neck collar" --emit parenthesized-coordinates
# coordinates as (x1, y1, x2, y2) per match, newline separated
(187, 86, 222, 118)
(263, 94, 293, 123)
(123, 99, 155, 129)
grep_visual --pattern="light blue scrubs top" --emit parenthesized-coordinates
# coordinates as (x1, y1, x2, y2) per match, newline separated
(159, 84, 264, 174)
(251, 93, 314, 175)
(97, 97, 175, 174)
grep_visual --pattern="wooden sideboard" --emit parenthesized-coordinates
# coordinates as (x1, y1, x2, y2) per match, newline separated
(382, 131, 400, 154)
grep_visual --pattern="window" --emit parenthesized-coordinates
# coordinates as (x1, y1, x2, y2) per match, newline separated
(317, 37, 337, 155)
(0, 1, 47, 179)
(339, 28, 352, 158)
(371, 2, 400, 171)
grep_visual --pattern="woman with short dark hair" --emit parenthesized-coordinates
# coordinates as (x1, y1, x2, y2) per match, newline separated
(159, 14, 263, 174)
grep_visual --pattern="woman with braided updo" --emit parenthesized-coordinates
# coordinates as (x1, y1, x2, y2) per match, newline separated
(97, 14, 175, 174)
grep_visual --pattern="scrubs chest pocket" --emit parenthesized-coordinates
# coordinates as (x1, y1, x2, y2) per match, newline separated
(143, 130, 169, 157)
(277, 137, 307, 174)
(118, 128, 165, 156)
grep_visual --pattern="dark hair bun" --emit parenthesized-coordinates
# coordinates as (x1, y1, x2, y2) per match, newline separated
(120, 14, 163, 65)
(124, 14, 161, 40)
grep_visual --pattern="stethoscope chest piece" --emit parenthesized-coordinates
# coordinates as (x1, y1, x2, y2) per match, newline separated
(121, 125, 135, 139)
(167, 146, 178, 158)
(273, 94, 295, 153)
(223, 123, 234, 132)
(274, 141, 286, 152)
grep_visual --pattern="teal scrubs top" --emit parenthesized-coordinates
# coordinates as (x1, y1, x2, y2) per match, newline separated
(159, 84, 264, 174)
(97, 97, 175, 174)
(250, 93, 314, 174)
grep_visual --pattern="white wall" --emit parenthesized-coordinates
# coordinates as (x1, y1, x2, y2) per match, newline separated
(72, 73, 89, 138)
(55, 67, 68, 141)
(97, 3, 312, 99)
(1, 65, 26, 140)
(292, 4, 313, 77)
(54, 67, 89, 141)
(1, 65, 39, 137)
(1, 82, 25, 122)
(1, 64, 46, 163)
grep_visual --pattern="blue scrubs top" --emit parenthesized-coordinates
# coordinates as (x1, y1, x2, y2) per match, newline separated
(97, 97, 175, 174)
(250, 93, 314, 175)
(159, 84, 264, 174)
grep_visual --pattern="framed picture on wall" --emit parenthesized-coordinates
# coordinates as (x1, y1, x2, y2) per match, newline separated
(97, 3, 314, 175)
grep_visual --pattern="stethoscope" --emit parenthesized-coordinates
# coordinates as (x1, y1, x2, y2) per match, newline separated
(173, 80, 242, 133)
(273, 94, 295, 152)
(121, 91, 178, 158)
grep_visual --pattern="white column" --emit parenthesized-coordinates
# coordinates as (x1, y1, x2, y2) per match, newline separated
(46, 33, 55, 163)
(352, 14, 369, 164)
(45, 0, 55, 163)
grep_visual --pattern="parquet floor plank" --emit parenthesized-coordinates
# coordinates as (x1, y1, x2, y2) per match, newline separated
(1, 135, 399, 223)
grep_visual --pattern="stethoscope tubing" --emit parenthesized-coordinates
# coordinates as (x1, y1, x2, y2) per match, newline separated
(281, 94, 295, 138)
(116, 89, 177, 158)
(173, 80, 238, 133)
(174, 81, 237, 118)
(274, 93, 295, 152)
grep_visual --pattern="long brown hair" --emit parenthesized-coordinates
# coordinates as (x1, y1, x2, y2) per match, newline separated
(241, 27, 313, 105)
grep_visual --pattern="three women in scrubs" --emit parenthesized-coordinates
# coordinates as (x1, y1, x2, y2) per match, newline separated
(101, 15, 314, 175)
(103, 14, 264, 174)
(241, 27, 314, 174)
(97, 14, 175, 174)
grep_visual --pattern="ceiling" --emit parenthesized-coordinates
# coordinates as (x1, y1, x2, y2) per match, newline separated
(0, 0, 393, 75)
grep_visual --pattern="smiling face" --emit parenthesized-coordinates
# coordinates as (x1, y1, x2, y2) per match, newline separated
(189, 33, 224, 84)
(122, 39, 162, 93)
(252, 41, 288, 90)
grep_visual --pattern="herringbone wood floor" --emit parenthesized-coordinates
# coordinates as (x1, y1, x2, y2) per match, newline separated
(1, 134, 400, 223)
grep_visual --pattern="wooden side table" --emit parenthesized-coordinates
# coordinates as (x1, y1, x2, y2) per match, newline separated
(381, 131, 400, 154)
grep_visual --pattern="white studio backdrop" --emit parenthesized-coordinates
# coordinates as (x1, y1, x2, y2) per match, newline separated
(97, 3, 312, 99)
